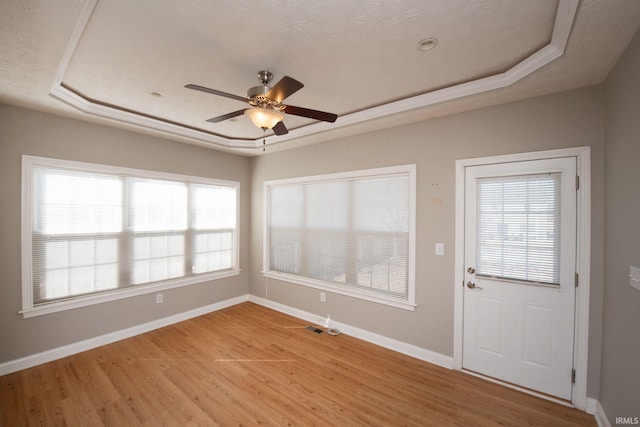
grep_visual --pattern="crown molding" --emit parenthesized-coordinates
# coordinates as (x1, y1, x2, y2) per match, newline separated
(51, 0, 579, 153)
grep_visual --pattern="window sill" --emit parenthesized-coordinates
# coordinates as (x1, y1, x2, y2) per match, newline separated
(20, 269, 240, 318)
(262, 271, 416, 311)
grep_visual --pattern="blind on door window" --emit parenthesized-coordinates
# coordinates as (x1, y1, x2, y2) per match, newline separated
(476, 173, 561, 285)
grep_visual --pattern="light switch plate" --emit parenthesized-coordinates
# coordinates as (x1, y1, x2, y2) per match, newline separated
(629, 266, 640, 292)
(435, 243, 445, 256)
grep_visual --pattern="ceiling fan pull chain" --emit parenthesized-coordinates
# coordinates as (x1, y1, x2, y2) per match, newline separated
(263, 129, 266, 152)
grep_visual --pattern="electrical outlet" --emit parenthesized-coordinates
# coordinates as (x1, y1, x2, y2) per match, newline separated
(630, 266, 640, 292)
(156, 293, 163, 304)
(320, 292, 326, 302)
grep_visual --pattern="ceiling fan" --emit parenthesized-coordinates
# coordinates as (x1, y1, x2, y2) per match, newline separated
(185, 71, 338, 136)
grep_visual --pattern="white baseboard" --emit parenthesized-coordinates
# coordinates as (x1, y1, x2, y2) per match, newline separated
(588, 398, 611, 427)
(249, 295, 454, 369)
(0, 294, 249, 376)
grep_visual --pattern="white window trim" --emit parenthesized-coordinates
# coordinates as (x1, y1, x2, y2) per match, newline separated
(21, 155, 241, 318)
(263, 165, 416, 311)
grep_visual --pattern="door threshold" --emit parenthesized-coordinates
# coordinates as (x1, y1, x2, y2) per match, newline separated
(460, 368, 576, 409)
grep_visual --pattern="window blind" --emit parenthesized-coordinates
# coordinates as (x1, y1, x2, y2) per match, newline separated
(476, 173, 561, 285)
(30, 163, 238, 306)
(268, 171, 412, 300)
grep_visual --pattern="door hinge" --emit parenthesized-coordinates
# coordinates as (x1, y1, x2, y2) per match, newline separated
(571, 369, 576, 384)
(576, 175, 580, 190)
(575, 272, 579, 287)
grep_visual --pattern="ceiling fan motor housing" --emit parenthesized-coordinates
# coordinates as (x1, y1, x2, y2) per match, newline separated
(247, 85, 270, 99)
(248, 70, 276, 102)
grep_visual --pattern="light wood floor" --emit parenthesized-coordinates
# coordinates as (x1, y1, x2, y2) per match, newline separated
(1, 302, 596, 426)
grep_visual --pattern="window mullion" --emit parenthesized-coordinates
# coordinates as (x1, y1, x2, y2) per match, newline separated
(185, 184, 194, 276)
(120, 176, 132, 288)
(301, 185, 309, 276)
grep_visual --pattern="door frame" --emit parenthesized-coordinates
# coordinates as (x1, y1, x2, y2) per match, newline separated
(453, 146, 591, 410)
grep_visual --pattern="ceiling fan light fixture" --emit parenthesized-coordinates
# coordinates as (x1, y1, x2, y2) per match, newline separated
(244, 107, 284, 129)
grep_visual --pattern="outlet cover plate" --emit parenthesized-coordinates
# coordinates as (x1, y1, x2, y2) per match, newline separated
(630, 266, 640, 292)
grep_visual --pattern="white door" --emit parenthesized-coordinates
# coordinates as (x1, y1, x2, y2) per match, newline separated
(462, 157, 577, 400)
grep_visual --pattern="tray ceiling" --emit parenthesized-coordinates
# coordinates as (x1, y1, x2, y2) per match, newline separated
(2, 0, 640, 154)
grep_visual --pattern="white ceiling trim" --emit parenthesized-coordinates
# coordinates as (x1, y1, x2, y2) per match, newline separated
(50, 0, 579, 152)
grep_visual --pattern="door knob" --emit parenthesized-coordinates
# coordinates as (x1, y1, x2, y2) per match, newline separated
(466, 281, 483, 290)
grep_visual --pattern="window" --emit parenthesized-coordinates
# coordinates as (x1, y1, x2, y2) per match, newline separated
(475, 173, 561, 284)
(264, 165, 416, 310)
(22, 156, 239, 316)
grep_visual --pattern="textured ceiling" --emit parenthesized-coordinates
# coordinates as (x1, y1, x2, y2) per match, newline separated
(1, 0, 640, 155)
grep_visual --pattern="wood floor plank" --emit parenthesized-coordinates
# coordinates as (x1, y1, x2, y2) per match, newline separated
(97, 398, 142, 427)
(60, 390, 105, 426)
(26, 390, 66, 427)
(98, 358, 179, 425)
(0, 302, 596, 426)
(162, 363, 228, 426)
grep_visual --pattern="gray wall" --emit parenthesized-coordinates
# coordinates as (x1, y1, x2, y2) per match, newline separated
(250, 86, 606, 398)
(1, 84, 611, 403)
(0, 104, 252, 363)
(602, 29, 640, 422)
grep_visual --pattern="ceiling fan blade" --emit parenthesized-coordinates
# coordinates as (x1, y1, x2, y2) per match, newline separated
(272, 121, 288, 135)
(206, 109, 246, 123)
(185, 84, 248, 103)
(266, 76, 304, 103)
(283, 105, 338, 123)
